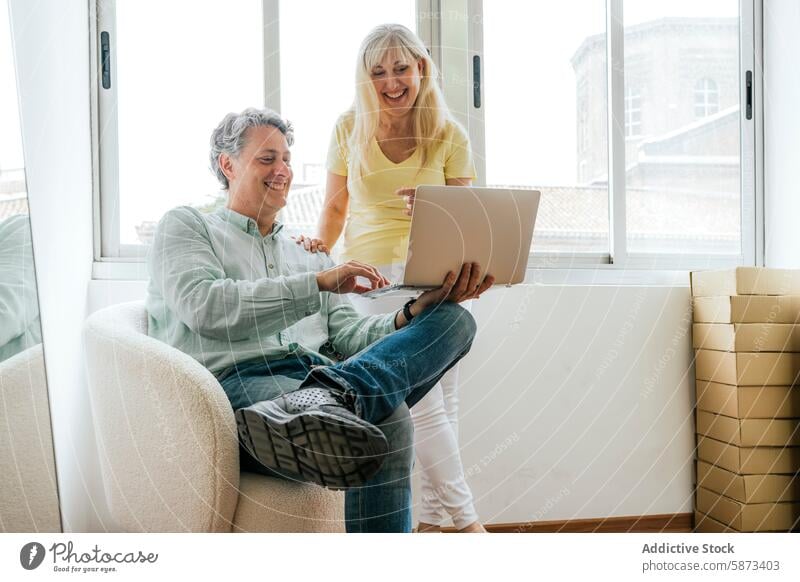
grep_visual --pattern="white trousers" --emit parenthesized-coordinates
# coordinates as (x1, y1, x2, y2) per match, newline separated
(350, 271, 479, 528)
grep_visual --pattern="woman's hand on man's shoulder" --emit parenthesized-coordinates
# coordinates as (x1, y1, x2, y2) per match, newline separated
(292, 234, 330, 255)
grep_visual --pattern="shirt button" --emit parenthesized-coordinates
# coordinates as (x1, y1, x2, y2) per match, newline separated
(268, 263, 274, 269)
(288, 342, 298, 351)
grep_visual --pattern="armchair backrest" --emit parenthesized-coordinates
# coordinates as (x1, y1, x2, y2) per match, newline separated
(83, 301, 239, 532)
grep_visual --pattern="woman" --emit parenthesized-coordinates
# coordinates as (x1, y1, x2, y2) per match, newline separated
(298, 23, 484, 532)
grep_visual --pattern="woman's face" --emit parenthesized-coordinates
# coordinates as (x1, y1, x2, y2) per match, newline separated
(369, 50, 424, 121)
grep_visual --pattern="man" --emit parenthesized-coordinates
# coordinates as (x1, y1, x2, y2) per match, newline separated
(146, 108, 493, 533)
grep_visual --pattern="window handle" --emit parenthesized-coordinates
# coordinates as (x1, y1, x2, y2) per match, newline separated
(101, 31, 111, 89)
(473, 55, 481, 108)
(745, 70, 752, 120)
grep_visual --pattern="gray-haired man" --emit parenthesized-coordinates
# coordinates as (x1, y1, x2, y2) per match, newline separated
(146, 108, 492, 532)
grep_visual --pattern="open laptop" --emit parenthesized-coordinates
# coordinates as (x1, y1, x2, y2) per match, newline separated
(363, 185, 540, 298)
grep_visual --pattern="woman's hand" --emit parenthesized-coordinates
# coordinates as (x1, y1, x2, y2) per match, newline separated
(315, 260, 391, 295)
(411, 262, 495, 315)
(293, 234, 329, 255)
(395, 187, 416, 216)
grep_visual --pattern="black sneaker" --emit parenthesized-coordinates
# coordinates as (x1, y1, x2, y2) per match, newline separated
(235, 386, 388, 489)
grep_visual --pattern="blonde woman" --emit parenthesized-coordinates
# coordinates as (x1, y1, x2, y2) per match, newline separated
(297, 24, 485, 533)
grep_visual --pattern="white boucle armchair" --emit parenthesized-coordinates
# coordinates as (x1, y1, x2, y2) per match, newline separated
(83, 301, 344, 532)
(0, 344, 61, 532)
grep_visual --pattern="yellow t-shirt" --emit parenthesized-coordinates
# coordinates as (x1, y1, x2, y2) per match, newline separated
(326, 114, 476, 266)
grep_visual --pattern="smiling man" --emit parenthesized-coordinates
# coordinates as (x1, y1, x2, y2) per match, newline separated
(145, 108, 492, 533)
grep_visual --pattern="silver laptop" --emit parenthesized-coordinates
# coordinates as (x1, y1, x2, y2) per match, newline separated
(363, 185, 540, 298)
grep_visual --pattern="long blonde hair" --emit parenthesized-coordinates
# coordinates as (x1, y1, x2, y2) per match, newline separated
(348, 24, 451, 176)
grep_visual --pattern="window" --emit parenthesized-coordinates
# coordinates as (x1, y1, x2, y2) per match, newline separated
(694, 77, 720, 117)
(624, 2, 741, 256)
(624, 86, 642, 138)
(476, 0, 754, 265)
(0, 0, 27, 217)
(94, 0, 759, 271)
(95, 0, 415, 257)
(578, 100, 589, 154)
(99, 0, 264, 255)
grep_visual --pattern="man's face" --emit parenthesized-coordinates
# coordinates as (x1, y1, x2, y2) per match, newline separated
(223, 125, 293, 212)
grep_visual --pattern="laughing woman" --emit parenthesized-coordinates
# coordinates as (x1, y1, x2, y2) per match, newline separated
(297, 24, 485, 533)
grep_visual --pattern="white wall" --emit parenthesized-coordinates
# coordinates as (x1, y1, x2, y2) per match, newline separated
(10, 0, 109, 531)
(461, 285, 694, 523)
(764, 0, 800, 267)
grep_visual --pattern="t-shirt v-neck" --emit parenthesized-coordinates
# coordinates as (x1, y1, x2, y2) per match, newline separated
(374, 137, 418, 165)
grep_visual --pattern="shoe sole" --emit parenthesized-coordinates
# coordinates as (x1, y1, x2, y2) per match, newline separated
(235, 405, 388, 489)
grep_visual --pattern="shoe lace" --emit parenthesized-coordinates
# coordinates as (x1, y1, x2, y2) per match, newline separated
(289, 385, 357, 415)
(329, 388, 357, 413)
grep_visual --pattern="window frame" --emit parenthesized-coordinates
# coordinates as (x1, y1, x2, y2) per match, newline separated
(91, 0, 764, 276)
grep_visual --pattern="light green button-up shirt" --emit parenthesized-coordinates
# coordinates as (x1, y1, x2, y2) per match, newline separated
(0, 214, 42, 362)
(145, 206, 396, 373)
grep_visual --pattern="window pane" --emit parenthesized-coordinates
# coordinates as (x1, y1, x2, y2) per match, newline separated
(278, 0, 416, 236)
(624, 1, 741, 255)
(483, 1, 609, 253)
(116, 0, 263, 245)
(0, 0, 26, 214)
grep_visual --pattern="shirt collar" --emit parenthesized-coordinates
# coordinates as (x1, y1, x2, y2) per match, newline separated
(215, 207, 284, 239)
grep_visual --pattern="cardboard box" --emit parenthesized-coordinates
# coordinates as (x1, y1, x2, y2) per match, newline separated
(696, 410, 800, 447)
(695, 486, 800, 531)
(697, 461, 800, 503)
(696, 381, 800, 419)
(694, 350, 800, 386)
(692, 296, 800, 324)
(697, 436, 800, 474)
(694, 510, 737, 532)
(690, 267, 800, 297)
(693, 323, 800, 352)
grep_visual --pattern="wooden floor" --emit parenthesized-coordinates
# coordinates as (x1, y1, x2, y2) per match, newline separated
(443, 513, 693, 533)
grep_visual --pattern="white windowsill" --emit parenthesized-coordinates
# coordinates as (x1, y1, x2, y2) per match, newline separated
(92, 259, 694, 287)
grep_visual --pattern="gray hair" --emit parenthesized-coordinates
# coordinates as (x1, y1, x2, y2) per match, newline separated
(209, 107, 294, 189)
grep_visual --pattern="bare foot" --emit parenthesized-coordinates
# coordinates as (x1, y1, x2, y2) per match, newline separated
(416, 522, 442, 533)
(457, 521, 487, 533)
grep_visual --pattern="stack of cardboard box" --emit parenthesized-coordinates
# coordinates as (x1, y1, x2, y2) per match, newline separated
(691, 267, 800, 532)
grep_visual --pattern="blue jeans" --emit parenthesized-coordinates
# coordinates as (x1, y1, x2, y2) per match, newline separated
(216, 301, 477, 532)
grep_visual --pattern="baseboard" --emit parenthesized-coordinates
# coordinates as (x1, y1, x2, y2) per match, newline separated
(443, 513, 693, 533)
